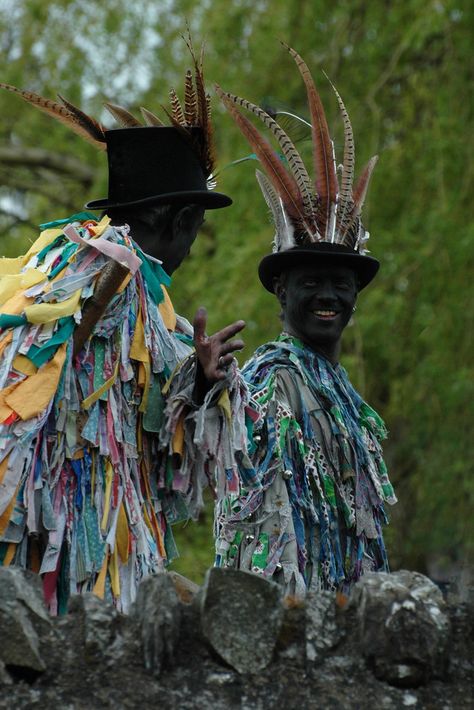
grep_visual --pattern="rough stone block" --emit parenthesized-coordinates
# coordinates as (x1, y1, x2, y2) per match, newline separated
(200, 568, 283, 674)
(0, 567, 51, 675)
(131, 572, 182, 676)
(305, 590, 343, 665)
(351, 570, 450, 687)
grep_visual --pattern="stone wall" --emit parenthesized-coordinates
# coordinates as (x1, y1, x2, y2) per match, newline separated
(0, 567, 472, 709)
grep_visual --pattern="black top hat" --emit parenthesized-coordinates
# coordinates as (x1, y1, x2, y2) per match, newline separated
(258, 242, 380, 293)
(85, 127, 232, 211)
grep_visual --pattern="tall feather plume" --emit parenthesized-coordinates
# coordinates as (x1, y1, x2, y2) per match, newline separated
(140, 107, 164, 126)
(103, 102, 142, 127)
(182, 31, 214, 176)
(169, 88, 186, 126)
(0, 83, 106, 150)
(217, 84, 309, 227)
(56, 94, 106, 147)
(184, 69, 197, 125)
(220, 90, 316, 221)
(283, 44, 338, 233)
(341, 155, 378, 244)
(322, 73, 355, 237)
(255, 169, 295, 252)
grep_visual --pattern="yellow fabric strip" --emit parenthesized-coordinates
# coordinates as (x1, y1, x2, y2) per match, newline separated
(12, 354, 38, 376)
(92, 551, 108, 599)
(82, 357, 120, 410)
(0, 257, 25, 276)
(130, 308, 150, 363)
(0, 332, 13, 358)
(158, 285, 177, 332)
(117, 272, 132, 294)
(0, 484, 18, 537)
(0, 383, 19, 421)
(23, 228, 63, 261)
(116, 502, 130, 564)
(5, 343, 67, 420)
(100, 461, 114, 533)
(25, 288, 81, 324)
(3, 542, 16, 566)
(0, 269, 46, 306)
(0, 455, 11, 486)
(218, 388, 232, 422)
(138, 362, 151, 413)
(0, 292, 33, 316)
(172, 416, 185, 457)
(90, 215, 111, 238)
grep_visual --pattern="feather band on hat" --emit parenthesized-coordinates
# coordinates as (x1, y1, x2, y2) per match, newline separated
(216, 44, 378, 255)
(0, 31, 216, 184)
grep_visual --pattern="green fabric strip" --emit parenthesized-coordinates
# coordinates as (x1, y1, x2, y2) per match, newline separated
(0, 314, 28, 330)
(27, 317, 75, 368)
(39, 212, 98, 230)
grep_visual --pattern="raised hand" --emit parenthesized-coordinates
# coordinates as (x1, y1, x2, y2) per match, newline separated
(193, 306, 245, 388)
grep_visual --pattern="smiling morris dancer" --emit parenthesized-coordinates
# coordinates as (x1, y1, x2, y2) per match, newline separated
(213, 46, 397, 597)
(0, 45, 248, 614)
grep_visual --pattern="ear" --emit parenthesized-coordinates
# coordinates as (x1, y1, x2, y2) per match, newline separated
(172, 205, 205, 236)
(274, 277, 286, 305)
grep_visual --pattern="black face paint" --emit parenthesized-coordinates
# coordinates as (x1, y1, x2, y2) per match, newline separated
(280, 264, 358, 355)
(116, 204, 205, 275)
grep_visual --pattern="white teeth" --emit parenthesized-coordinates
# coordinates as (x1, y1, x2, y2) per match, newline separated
(314, 310, 336, 316)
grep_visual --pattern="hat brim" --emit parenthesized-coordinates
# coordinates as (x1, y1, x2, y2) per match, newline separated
(85, 189, 232, 211)
(259, 247, 380, 292)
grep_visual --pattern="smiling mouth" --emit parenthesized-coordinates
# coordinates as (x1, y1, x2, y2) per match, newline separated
(312, 310, 338, 320)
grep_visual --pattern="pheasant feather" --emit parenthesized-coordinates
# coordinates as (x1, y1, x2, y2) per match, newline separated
(104, 102, 142, 127)
(57, 94, 106, 147)
(182, 32, 214, 176)
(140, 107, 164, 126)
(0, 83, 106, 150)
(342, 155, 378, 243)
(283, 44, 338, 231)
(184, 69, 197, 125)
(169, 88, 186, 126)
(323, 73, 355, 236)
(217, 85, 307, 225)
(221, 90, 316, 220)
(256, 170, 295, 252)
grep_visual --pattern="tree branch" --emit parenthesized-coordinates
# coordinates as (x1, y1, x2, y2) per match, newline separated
(0, 145, 95, 187)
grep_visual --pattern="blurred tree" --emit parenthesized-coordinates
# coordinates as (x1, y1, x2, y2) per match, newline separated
(0, 0, 472, 583)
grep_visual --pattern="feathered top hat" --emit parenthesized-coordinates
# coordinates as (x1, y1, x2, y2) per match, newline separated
(1, 36, 231, 211)
(217, 44, 379, 291)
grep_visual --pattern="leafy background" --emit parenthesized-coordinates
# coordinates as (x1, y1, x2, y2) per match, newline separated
(1, 0, 472, 584)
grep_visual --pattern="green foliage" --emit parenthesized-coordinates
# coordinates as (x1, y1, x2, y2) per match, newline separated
(1, 0, 472, 580)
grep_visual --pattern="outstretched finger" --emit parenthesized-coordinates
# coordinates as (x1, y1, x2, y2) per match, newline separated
(214, 319, 246, 343)
(219, 339, 245, 356)
(193, 306, 208, 343)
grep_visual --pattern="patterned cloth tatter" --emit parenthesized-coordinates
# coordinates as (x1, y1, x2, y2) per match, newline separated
(215, 333, 397, 598)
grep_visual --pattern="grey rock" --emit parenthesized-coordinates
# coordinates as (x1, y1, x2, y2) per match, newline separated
(305, 590, 342, 665)
(130, 572, 182, 675)
(200, 567, 283, 674)
(351, 570, 451, 687)
(0, 567, 51, 674)
(67, 592, 128, 663)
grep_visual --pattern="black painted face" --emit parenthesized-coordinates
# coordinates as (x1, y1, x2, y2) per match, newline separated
(277, 264, 358, 351)
(122, 204, 205, 275)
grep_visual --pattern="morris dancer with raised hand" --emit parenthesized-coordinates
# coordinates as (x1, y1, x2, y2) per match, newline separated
(213, 45, 397, 597)
(0, 43, 248, 614)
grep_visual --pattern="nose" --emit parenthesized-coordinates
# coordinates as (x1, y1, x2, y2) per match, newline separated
(313, 279, 337, 302)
